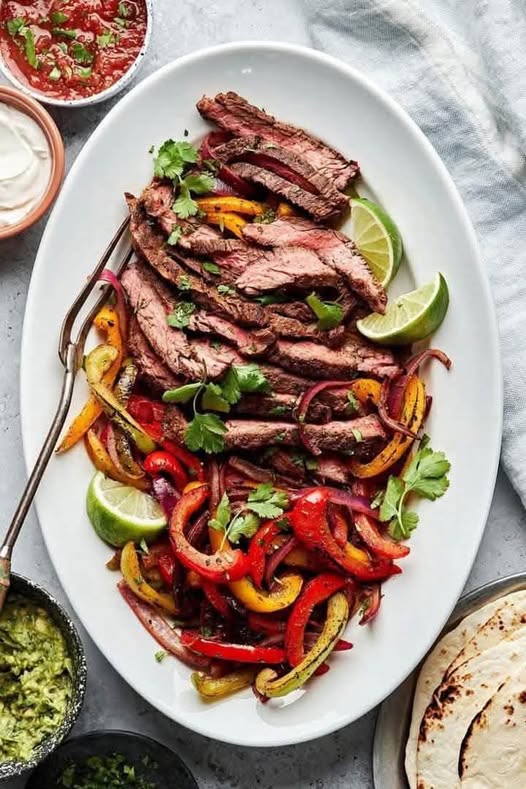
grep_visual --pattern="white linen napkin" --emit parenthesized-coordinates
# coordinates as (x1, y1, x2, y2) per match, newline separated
(300, 0, 526, 505)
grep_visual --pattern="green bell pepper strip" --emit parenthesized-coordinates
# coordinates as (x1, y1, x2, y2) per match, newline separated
(255, 592, 349, 698)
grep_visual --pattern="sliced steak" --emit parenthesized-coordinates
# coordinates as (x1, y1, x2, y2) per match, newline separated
(236, 246, 340, 296)
(188, 311, 275, 356)
(257, 364, 313, 396)
(233, 393, 331, 423)
(230, 162, 339, 223)
(162, 405, 188, 445)
(265, 450, 307, 483)
(213, 136, 348, 213)
(223, 414, 385, 454)
(128, 316, 182, 394)
(313, 454, 349, 485)
(121, 260, 238, 380)
(266, 313, 346, 347)
(126, 194, 268, 328)
(197, 92, 359, 190)
(243, 217, 387, 314)
(140, 180, 178, 236)
(270, 333, 400, 379)
(178, 226, 248, 256)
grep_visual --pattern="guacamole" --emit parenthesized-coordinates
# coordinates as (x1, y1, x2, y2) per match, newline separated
(0, 593, 73, 762)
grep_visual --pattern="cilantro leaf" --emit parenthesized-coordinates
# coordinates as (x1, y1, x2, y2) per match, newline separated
(154, 139, 197, 179)
(162, 383, 202, 404)
(21, 28, 38, 68)
(184, 172, 215, 194)
(118, 1, 132, 17)
(167, 226, 182, 245)
(228, 512, 260, 544)
(51, 11, 69, 24)
(221, 364, 270, 405)
(269, 405, 289, 417)
(52, 27, 78, 39)
(306, 292, 344, 330)
(351, 427, 363, 443)
(96, 30, 116, 48)
(379, 475, 404, 524)
(208, 492, 231, 532)
(71, 41, 93, 64)
(167, 302, 195, 329)
(201, 383, 231, 414)
(255, 292, 288, 305)
(389, 510, 419, 541)
(172, 183, 199, 219)
(347, 389, 360, 413)
(177, 275, 191, 291)
(49, 66, 61, 80)
(217, 284, 236, 296)
(7, 17, 26, 36)
(202, 261, 221, 276)
(154, 649, 168, 663)
(76, 66, 92, 79)
(246, 482, 288, 519)
(185, 413, 226, 453)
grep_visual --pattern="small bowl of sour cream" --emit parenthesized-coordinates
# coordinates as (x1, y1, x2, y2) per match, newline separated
(0, 85, 64, 240)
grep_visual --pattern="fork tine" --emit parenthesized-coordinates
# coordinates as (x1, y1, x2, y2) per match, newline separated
(58, 216, 130, 365)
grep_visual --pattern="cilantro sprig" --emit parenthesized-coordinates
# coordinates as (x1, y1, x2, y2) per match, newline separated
(246, 482, 289, 519)
(377, 436, 451, 540)
(306, 292, 344, 330)
(208, 485, 289, 546)
(152, 139, 214, 219)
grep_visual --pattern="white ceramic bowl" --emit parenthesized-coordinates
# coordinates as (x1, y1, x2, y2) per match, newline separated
(21, 42, 502, 747)
(0, 0, 153, 108)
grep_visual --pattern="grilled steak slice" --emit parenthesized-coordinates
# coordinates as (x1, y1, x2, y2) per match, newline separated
(257, 364, 313, 396)
(266, 313, 346, 347)
(126, 194, 268, 328)
(121, 260, 239, 380)
(233, 393, 331, 423)
(213, 136, 348, 213)
(270, 333, 400, 379)
(313, 454, 349, 485)
(230, 162, 339, 223)
(163, 405, 188, 445)
(178, 226, 247, 256)
(197, 92, 359, 190)
(236, 246, 340, 296)
(141, 180, 178, 236)
(243, 217, 387, 314)
(128, 316, 182, 394)
(266, 450, 307, 482)
(223, 414, 386, 453)
(188, 311, 275, 356)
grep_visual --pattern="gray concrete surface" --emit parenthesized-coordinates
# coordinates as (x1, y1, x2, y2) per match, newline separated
(1, 2, 525, 786)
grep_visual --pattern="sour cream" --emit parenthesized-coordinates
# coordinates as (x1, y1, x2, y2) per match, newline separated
(0, 102, 51, 228)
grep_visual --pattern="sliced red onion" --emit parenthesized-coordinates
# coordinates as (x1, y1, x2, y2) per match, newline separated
(297, 380, 357, 455)
(318, 487, 380, 520)
(388, 349, 452, 419)
(199, 132, 255, 198)
(151, 475, 180, 521)
(209, 177, 241, 196)
(264, 537, 297, 587)
(98, 269, 128, 339)
(118, 581, 209, 669)
(358, 584, 382, 625)
(379, 378, 417, 439)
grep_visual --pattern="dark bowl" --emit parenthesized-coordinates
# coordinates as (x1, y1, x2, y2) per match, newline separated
(0, 574, 87, 781)
(25, 730, 199, 788)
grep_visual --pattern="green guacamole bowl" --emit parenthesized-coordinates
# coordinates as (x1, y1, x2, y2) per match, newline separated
(0, 573, 87, 781)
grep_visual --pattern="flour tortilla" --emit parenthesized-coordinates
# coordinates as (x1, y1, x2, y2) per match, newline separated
(459, 663, 526, 788)
(405, 590, 526, 788)
(416, 627, 526, 789)
(447, 591, 526, 677)
(404, 597, 507, 788)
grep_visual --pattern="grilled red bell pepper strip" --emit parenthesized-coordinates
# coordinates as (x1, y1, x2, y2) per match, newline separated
(169, 485, 249, 583)
(353, 513, 410, 559)
(143, 450, 189, 492)
(181, 631, 286, 664)
(158, 552, 176, 587)
(286, 573, 348, 667)
(162, 439, 206, 481)
(289, 488, 401, 581)
(329, 508, 348, 548)
(128, 395, 166, 424)
(247, 613, 286, 635)
(248, 521, 282, 588)
(201, 580, 232, 618)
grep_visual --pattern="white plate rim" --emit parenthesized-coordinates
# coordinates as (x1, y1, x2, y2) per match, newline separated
(20, 40, 503, 747)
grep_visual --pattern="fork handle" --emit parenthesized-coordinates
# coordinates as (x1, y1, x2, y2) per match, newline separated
(0, 343, 78, 597)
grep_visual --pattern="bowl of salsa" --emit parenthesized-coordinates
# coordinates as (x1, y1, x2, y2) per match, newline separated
(0, 1, 152, 107)
(0, 573, 87, 780)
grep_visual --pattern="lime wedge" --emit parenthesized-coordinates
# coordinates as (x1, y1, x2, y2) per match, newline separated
(356, 273, 449, 345)
(86, 471, 166, 547)
(350, 197, 403, 286)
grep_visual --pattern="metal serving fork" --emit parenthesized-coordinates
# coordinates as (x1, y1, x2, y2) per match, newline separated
(0, 217, 132, 612)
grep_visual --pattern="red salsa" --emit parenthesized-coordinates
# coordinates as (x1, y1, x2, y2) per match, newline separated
(0, 1, 147, 100)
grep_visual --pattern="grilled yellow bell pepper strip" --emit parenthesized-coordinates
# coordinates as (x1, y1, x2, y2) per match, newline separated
(191, 668, 257, 700)
(57, 306, 123, 453)
(255, 592, 349, 698)
(208, 525, 303, 612)
(349, 378, 382, 407)
(85, 344, 119, 386)
(276, 202, 297, 217)
(84, 430, 149, 491)
(91, 383, 156, 455)
(203, 211, 247, 238)
(120, 542, 177, 616)
(196, 197, 265, 216)
(349, 375, 426, 478)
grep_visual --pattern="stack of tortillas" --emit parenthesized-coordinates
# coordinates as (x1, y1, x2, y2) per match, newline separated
(405, 590, 526, 788)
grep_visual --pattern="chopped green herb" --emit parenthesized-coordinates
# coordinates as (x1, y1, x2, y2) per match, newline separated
(139, 538, 149, 555)
(201, 383, 231, 414)
(269, 405, 289, 417)
(306, 292, 344, 330)
(118, 1, 133, 17)
(211, 340, 223, 351)
(49, 66, 61, 80)
(370, 490, 383, 510)
(347, 390, 360, 413)
(246, 482, 289, 519)
(305, 457, 319, 471)
(58, 753, 156, 788)
(217, 284, 236, 296)
(202, 260, 221, 276)
(254, 207, 276, 224)
(227, 512, 260, 543)
(167, 301, 196, 330)
(351, 428, 363, 443)
(97, 30, 116, 48)
(52, 27, 78, 39)
(172, 173, 214, 219)
(6, 17, 26, 37)
(167, 226, 182, 245)
(148, 144, 155, 154)
(185, 412, 227, 454)
(76, 66, 92, 79)
(275, 431, 287, 443)
(177, 275, 191, 291)
(208, 492, 231, 532)
(154, 649, 168, 663)
(21, 27, 38, 68)
(276, 517, 291, 531)
(163, 382, 202, 404)
(114, 16, 128, 28)
(221, 364, 270, 405)
(50, 11, 69, 24)
(57, 41, 68, 54)
(71, 41, 93, 64)
(255, 292, 288, 305)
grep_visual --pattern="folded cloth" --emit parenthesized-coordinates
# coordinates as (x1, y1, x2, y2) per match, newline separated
(301, 0, 526, 505)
